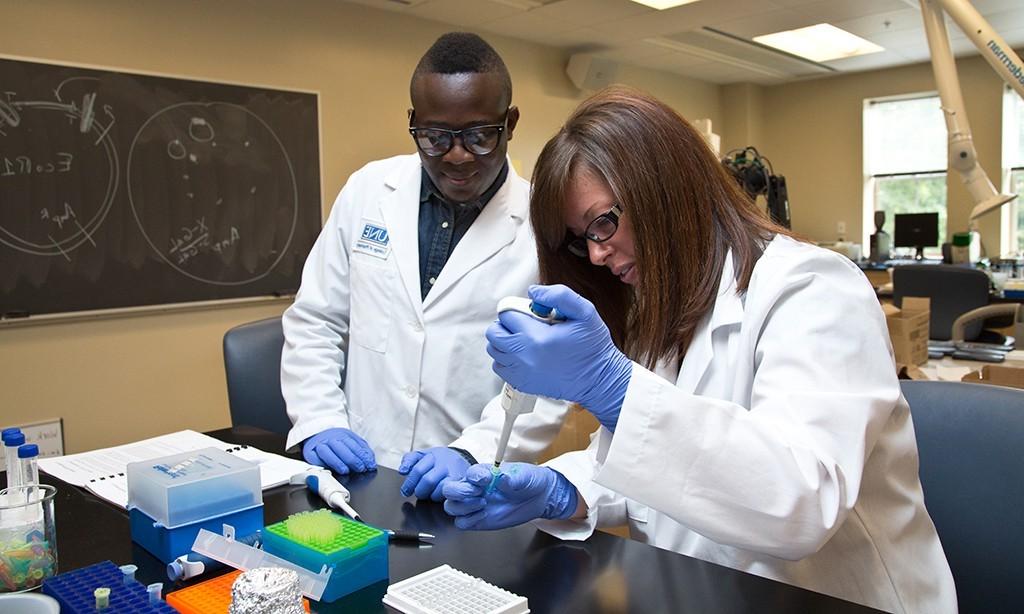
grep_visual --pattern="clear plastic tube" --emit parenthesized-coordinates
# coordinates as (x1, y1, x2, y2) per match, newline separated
(4, 432, 25, 505)
(17, 444, 39, 504)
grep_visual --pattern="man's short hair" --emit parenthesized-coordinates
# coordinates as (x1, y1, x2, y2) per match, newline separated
(412, 32, 512, 106)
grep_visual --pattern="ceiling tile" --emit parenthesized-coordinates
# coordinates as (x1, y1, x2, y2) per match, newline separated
(339, 0, 1024, 84)
(712, 8, 813, 39)
(861, 27, 925, 50)
(592, 40, 675, 62)
(672, 62, 772, 84)
(769, 0, 839, 7)
(479, 10, 576, 42)
(971, 0, 1024, 13)
(794, 0, 918, 25)
(543, 27, 614, 49)
(589, 0, 780, 41)
(824, 49, 914, 72)
(404, 0, 525, 27)
(523, 0, 652, 28)
(833, 8, 924, 38)
(633, 51, 715, 71)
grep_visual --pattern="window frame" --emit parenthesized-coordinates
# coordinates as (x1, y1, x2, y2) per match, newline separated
(1001, 85, 1024, 256)
(862, 92, 948, 257)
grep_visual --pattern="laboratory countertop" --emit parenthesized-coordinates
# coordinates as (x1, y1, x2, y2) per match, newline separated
(38, 426, 883, 613)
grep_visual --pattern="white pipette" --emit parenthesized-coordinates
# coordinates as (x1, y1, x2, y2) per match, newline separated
(290, 467, 362, 521)
(491, 297, 565, 478)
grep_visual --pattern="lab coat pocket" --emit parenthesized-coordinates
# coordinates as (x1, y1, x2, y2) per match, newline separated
(349, 258, 394, 353)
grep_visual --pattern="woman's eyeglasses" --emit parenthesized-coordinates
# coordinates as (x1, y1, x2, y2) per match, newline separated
(409, 111, 508, 157)
(566, 203, 623, 258)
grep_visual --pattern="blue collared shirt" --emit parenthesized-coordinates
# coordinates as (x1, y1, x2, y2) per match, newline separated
(417, 163, 509, 300)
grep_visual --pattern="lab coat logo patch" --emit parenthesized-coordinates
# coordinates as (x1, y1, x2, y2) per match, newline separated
(354, 220, 391, 259)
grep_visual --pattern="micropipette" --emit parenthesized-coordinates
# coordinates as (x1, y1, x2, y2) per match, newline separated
(491, 297, 565, 481)
(290, 468, 363, 521)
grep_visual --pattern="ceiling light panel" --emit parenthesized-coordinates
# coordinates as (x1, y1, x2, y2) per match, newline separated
(629, 0, 702, 10)
(754, 23, 884, 62)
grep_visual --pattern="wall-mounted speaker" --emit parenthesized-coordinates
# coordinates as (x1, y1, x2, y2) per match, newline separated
(566, 54, 619, 90)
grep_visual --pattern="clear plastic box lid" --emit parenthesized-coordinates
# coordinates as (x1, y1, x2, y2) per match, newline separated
(126, 447, 261, 528)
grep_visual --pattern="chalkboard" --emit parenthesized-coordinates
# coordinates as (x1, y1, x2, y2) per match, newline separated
(0, 57, 321, 319)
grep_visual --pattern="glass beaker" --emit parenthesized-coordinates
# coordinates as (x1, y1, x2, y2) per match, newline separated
(0, 484, 58, 592)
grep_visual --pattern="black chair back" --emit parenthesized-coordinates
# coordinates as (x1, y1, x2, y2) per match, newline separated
(892, 264, 989, 340)
(222, 316, 291, 435)
(901, 380, 1024, 613)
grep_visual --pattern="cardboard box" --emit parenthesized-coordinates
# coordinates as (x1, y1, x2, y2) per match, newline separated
(961, 365, 1024, 390)
(883, 297, 930, 366)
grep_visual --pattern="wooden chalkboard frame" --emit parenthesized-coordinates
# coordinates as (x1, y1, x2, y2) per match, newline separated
(0, 55, 323, 325)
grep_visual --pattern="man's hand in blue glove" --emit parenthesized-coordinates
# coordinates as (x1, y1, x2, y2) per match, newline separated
(398, 447, 471, 502)
(302, 428, 377, 476)
(486, 284, 633, 431)
(441, 462, 578, 531)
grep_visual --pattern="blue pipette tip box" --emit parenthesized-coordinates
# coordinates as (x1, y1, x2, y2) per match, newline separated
(42, 560, 176, 613)
(128, 504, 263, 564)
(126, 447, 264, 563)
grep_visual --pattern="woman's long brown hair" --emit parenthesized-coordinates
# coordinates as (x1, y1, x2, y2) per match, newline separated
(530, 86, 790, 368)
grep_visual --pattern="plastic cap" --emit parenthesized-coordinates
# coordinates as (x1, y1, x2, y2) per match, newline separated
(18, 444, 39, 458)
(3, 432, 25, 447)
(2, 428, 21, 438)
(529, 301, 554, 318)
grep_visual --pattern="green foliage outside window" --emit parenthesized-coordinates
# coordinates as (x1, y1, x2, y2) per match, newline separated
(874, 173, 947, 258)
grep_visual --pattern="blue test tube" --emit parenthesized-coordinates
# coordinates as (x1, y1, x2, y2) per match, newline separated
(17, 444, 39, 503)
(4, 431, 25, 503)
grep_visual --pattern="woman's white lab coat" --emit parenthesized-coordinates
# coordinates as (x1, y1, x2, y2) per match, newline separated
(281, 154, 565, 468)
(538, 235, 956, 614)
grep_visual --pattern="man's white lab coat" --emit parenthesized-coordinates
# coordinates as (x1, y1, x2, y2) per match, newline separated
(282, 154, 565, 467)
(539, 235, 957, 614)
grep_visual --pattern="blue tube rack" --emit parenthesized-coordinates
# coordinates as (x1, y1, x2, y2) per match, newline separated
(42, 560, 177, 613)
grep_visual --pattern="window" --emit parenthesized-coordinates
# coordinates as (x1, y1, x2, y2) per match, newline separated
(1002, 86, 1024, 255)
(863, 94, 948, 258)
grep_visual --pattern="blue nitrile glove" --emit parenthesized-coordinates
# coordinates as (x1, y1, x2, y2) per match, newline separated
(441, 462, 578, 531)
(486, 284, 633, 431)
(302, 427, 377, 475)
(398, 447, 472, 502)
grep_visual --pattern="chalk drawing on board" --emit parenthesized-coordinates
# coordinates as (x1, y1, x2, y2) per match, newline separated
(0, 93, 119, 258)
(126, 101, 298, 286)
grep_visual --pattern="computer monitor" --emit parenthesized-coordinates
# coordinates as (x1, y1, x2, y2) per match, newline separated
(893, 212, 939, 260)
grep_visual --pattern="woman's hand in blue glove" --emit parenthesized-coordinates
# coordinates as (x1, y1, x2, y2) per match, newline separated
(302, 427, 377, 475)
(398, 447, 471, 502)
(441, 462, 578, 531)
(485, 284, 633, 431)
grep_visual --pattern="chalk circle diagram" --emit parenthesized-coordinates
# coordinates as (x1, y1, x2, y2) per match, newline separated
(0, 99, 118, 257)
(127, 101, 298, 286)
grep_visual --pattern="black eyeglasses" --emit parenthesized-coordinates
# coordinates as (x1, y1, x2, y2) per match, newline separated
(409, 111, 508, 157)
(567, 203, 623, 258)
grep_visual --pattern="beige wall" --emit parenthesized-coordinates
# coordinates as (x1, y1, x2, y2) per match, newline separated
(727, 52, 1018, 252)
(0, 0, 720, 453)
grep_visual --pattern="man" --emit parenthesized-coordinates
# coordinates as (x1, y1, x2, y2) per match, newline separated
(282, 33, 564, 498)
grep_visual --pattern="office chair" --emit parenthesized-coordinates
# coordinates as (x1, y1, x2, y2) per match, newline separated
(901, 380, 1024, 614)
(892, 264, 992, 342)
(222, 316, 292, 435)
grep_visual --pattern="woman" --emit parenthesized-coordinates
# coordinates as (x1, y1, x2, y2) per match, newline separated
(442, 87, 955, 613)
